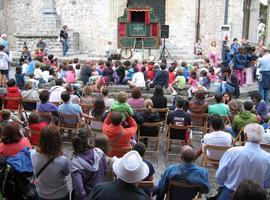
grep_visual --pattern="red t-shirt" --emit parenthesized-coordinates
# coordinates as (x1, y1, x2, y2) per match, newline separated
(0, 137, 32, 157)
(28, 122, 48, 145)
(168, 72, 175, 84)
(6, 86, 21, 110)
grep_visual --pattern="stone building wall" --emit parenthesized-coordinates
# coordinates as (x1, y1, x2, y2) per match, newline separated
(0, 0, 258, 59)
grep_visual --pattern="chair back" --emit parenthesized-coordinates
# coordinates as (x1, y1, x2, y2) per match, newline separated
(191, 113, 209, 133)
(233, 128, 245, 146)
(168, 124, 190, 141)
(201, 145, 231, 166)
(166, 180, 202, 200)
(80, 103, 93, 115)
(153, 108, 169, 120)
(37, 112, 53, 124)
(2, 97, 22, 113)
(58, 112, 81, 129)
(139, 122, 162, 137)
(260, 143, 270, 152)
(22, 99, 37, 111)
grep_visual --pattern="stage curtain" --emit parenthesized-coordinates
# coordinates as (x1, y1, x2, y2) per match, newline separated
(119, 24, 126, 36)
(145, 10, 150, 24)
(152, 23, 158, 36)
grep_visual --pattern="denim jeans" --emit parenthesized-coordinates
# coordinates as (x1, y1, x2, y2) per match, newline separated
(259, 81, 269, 104)
(61, 39, 69, 56)
(217, 83, 235, 95)
(217, 186, 234, 200)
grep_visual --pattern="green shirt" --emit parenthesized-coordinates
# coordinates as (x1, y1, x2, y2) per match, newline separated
(175, 75, 186, 89)
(208, 103, 229, 116)
(110, 102, 134, 121)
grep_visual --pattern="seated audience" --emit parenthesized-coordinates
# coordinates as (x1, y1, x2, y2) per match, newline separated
(232, 101, 258, 134)
(71, 128, 107, 199)
(251, 91, 268, 120)
(65, 84, 80, 104)
(223, 92, 232, 104)
(216, 123, 270, 199)
(49, 78, 66, 103)
(156, 145, 210, 200)
(5, 79, 21, 110)
(30, 125, 70, 200)
(168, 69, 186, 95)
(233, 179, 267, 200)
(0, 122, 32, 156)
(0, 109, 23, 126)
(36, 90, 58, 119)
(208, 94, 229, 116)
(127, 87, 144, 109)
(127, 66, 146, 88)
(167, 97, 191, 143)
(152, 63, 169, 88)
(102, 87, 115, 107)
(189, 90, 208, 114)
(110, 91, 134, 122)
(81, 85, 95, 104)
(90, 97, 106, 130)
(89, 151, 150, 200)
(28, 112, 47, 146)
(15, 66, 25, 90)
(196, 114, 233, 160)
(103, 112, 137, 157)
(151, 85, 167, 120)
(227, 100, 242, 122)
(21, 81, 39, 101)
(218, 68, 239, 97)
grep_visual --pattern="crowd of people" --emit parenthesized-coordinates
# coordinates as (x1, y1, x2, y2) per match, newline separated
(0, 34, 269, 200)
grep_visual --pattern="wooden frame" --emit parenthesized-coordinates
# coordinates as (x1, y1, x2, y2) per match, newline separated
(201, 145, 231, 167)
(191, 113, 209, 134)
(36, 111, 53, 124)
(153, 108, 169, 133)
(2, 97, 22, 113)
(233, 128, 245, 146)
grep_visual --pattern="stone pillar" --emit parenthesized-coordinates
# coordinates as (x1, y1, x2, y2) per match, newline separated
(248, 0, 260, 44)
(265, 0, 270, 47)
(0, 0, 5, 33)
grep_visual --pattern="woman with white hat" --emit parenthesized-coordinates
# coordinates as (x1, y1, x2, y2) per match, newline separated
(89, 150, 150, 200)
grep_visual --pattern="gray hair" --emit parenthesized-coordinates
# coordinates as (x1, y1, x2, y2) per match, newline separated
(244, 123, 264, 143)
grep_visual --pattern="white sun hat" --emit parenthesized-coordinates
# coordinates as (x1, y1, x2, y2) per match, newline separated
(113, 150, 149, 183)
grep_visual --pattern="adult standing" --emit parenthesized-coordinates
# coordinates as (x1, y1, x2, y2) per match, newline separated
(0, 44, 11, 87)
(257, 47, 270, 104)
(19, 46, 32, 66)
(208, 40, 219, 67)
(216, 123, 270, 200)
(194, 39, 203, 57)
(60, 25, 69, 56)
(0, 34, 9, 54)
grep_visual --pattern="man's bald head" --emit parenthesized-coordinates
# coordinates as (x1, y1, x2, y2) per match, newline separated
(111, 111, 122, 126)
(181, 145, 195, 164)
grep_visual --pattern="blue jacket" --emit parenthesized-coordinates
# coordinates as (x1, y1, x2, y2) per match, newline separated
(153, 70, 169, 88)
(234, 53, 247, 70)
(26, 60, 36, 75)
(156, 163, 210, 200)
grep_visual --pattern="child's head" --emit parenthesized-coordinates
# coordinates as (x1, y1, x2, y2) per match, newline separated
(209, 67, 215, 75)
(66, 84, 74, 94)
(16, 66, 22, 74)
(44, 64, 50, 71)
(83, 85, 93, 97)
(169, 66, 174, 73)
(190, 71, 197, 79)
(23, 60, 29, 64)
(94, 135, 111, 154)
(1, 109, 11, 121)
(75, 64, 81, 70)
(48, 54, 54, 61)
(29, 74, 34, 79)
(67, 65, 74, 71)
(24, 81, 33, 90)
(116, 91, 128, 103)
(98, 60, 104, 66)
(106, 61, 111, 68)
(62, 65, 67, 71)
(181, 61, 187, 67)
(35, 63, 41, 69)
(7, 79, 16, 87)
(204, 58, 210, 65)
(73, 58, 79, 64)
(141, 66, 146, 73)
(160, 63, 167, 70)
(28, 112, 41, 124)
(200, 70, 207, 77)
(132, 142, 146, 157)
(102, 87, 109, 97)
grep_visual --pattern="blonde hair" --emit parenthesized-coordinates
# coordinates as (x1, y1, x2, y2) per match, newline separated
(24, 81, 33, 90)
(145, 99, 154, 113)
(83, 86, 93, 96)
(117, 91, 128, 103)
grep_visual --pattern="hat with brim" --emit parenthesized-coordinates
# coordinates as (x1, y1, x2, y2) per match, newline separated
(113, 150, 149, 183)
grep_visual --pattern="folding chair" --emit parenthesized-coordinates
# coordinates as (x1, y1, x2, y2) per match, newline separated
(191, 113, 209, 134)
(80, 103, 94, 115)
(138, 181, 154, 197)
(260, 143, 270, 152)
(138, 122, 162, 159)
(166, 180, 203, 200)
(201, 145, 231, 167)
(166, 124, 190, 163)
(88, 116, 104, 144)
(2, 97, 22, 114)
(233, 128, 245, 146)
(153, 108, 169, 132)
(36, 112, 53, 124)
(21, 99, 38, 123)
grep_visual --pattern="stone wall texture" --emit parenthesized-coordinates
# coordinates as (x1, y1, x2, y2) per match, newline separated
(0, 0, 259, 59)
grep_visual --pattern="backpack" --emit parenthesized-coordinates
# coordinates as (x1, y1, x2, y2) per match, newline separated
(0, 154, 37, 200)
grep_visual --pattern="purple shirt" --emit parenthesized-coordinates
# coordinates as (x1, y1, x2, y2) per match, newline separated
(36, 102, 58, 113)
(127, 98, 144, 109)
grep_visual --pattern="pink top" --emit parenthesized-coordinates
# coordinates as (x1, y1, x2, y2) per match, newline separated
(127, 98, 145, 109)
(66, 71, 76, 83)
(0, 137, 32, 156)
(188, 78, 198, 87)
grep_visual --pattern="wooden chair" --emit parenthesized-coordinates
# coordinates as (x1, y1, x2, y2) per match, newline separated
(260, 143, 270, 152)
(153, 108, 169, 132)
(88, 116, 104, 144)
(138, 122, 162, 159)
(51, 101, 60, 107)
(191, 113, 209, 134)
(80, 103, 94, 115)
(138, 181, 154, 197)
(233, 128, 245, 146)
(166, 124, 190, 163)
(201, 145, 231, 167)
(36, 112, 53, 124)
(21, 99, 37, 111)
(166, 180, 203, 200)
(2, 97, 22, 113)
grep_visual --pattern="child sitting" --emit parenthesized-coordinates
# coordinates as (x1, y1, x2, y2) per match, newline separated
(199, 70, 210, 92)
(187, 71, 199, 98)
(0, 109, 23, 126)
(15, 66, 25, 90)
(59, 64, 67, 80)
(75, 64, 81, 80)
(5, 79, 21, 110)
(110, 91, 133, 122)
(168, 69, 186, 95)
(34, 63, 45, 83)
(66, 84, 80, 104)
(21, 59, 29, 74)
(28, 112, 47, 146)
(81, 85, 95, 104)
(27, 74, 39, 89)
(66, 65, 76, 83)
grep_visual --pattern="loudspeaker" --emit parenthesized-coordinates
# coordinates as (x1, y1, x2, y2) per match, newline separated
(161, 25, 169, 38)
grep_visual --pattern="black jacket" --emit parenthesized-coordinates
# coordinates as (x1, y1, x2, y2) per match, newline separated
(80, 66, 93, 85)
(60, 29, 68, 39)
(88, 179, 149, 200)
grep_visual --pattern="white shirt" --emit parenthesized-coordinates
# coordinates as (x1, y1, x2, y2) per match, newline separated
(131, 72, 145, 87)
(0, 51, 11, 70)
(49, 86, 65, 102)
(104, 97, 115, 108)
(22, 63, 28, 74)
(202, 130, 232, 160)
(34, 68, 43, 79)
(262, 129, 270, 145)
(42, 71, 52, 83)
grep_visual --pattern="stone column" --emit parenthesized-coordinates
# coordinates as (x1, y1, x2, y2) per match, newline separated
(265, 0, 270, 47)
(43, 0, 57, 14)
(248, 0, 260, 44)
